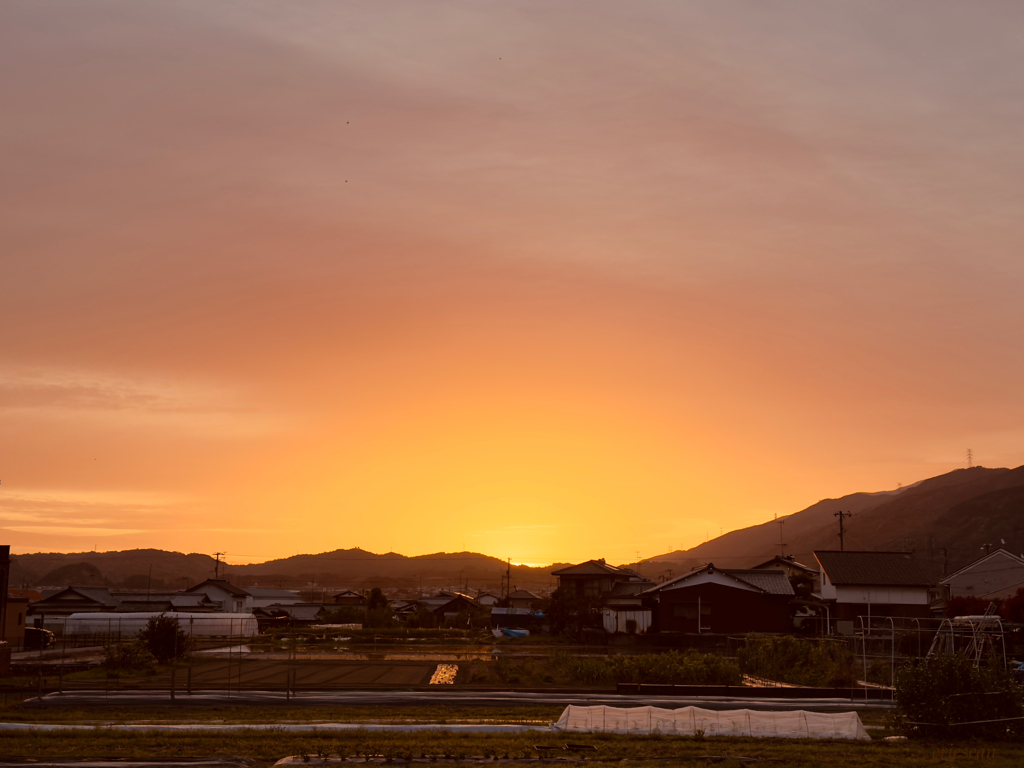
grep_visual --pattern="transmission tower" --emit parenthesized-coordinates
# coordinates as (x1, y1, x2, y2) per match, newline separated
(967, 448, 974, 468)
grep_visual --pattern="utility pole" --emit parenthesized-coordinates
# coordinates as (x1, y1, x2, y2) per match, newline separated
(213, 552, 224, 579)
(834, 511, 852, 551)
(506, 558, 511, 600)
(774, 514, 785, 557)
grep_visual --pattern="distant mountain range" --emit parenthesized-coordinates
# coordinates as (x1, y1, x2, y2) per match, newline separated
(641, 465, 1024, 582)
(9, 465, 1024, 592)
(9, 547, 562, 595)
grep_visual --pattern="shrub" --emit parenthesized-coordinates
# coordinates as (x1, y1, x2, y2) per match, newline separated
(891, 654, 1024, 740)
(608, 650, 741, 686)
(138, 614, 193, 664)
(550, 650, 741, 686)
(1001, 588, 1024, 623)
(738, 635, 856, 687)
(102, 639, 155, 672)
(945, 595, 992, 619)
(550, 652, 612, 685)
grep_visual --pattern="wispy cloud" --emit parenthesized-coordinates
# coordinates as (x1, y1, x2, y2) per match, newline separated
(0, 366, 285, 436)
(3, 526, 145, 537)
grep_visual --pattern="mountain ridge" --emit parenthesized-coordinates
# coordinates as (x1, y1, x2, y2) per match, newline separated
(9, 464, 1023, 591)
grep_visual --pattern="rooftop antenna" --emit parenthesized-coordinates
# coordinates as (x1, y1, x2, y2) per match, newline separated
(967, 448, 974, 468)
(834, 511, 852, 551)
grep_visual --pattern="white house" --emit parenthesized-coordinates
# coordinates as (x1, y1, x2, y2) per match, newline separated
(814, 551, 932, 635)
(183, 579, 251, 613)
(941, 549, 1024, 600)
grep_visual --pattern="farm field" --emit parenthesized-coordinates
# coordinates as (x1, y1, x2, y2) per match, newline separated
(0, 710, 1018, 768)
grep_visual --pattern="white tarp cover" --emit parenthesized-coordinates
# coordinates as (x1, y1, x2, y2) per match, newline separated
(553, 705, 870, 740)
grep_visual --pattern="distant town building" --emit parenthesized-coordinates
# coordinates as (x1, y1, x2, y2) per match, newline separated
(183, 579, 251, 613)
(331, 589, 367, 606)
(506, 589, 539, 610)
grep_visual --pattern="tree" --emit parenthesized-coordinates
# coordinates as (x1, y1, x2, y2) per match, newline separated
(367, 587, 389, 610)
(892, 655, 1024, 740)
(138, 614, 193, 664)
(945, 595, 991, 619)
(1002, 587, 1024, 623)
(545, 586, 602, 638)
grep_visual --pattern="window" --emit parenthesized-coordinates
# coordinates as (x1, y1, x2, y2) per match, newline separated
(674, 604, 697, 620)
(673, 603, 711, 620)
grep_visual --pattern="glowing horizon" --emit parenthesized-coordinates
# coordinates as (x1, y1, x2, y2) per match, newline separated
(3, 2, 1024, 565)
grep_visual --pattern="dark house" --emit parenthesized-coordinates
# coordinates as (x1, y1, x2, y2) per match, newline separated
(751, 555, 820, 593)
(252, 603, 326, 631)
(331, 590, 366, 606)
(432, 593, 479, 621)
(551, 559, 643, 600)
(643, 564, 794, 634)
(506, 589, 539, 610)
(28, 586, 121, 622)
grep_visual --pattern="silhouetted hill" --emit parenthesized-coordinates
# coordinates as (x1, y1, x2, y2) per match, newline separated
(229, 549, 554, 593)
(11, 549, 221, 590)
(10, 547, 555, 594)
(12, 465, 1024, 592)
(642, 466, 1024, 580)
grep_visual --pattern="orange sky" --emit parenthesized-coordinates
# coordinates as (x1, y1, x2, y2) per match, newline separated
(2, 1, 1023, 565)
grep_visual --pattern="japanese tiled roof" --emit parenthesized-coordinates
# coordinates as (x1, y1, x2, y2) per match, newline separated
(814, 550, 932, 587)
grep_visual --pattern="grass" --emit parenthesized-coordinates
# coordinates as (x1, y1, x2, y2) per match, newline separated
(0, 702, 567, 724)
(3, 724, 1024, 767)
(3, 700, 1000, 767)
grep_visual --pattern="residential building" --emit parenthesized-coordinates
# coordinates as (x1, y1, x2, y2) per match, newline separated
(814, 550, 933, 634)
(642, 565, 794, 634)
(751, 555, 820, 593)
(4, 595, 28, 649)
(475, 592, 500, 607)
(0, 546, 9, 644)
(432, 592, 479, 621)
(507, 589, 539, 610)
(246, 587, 303, 609)
(940, 549, 1024, 601)
(112, 592, 221, 613)
(252, 603, 326, 630)
(551, 559, 643, 600)
(28, 586, 121, 622)
(183, 579, 251, 613)
(331, 589, 366, 606)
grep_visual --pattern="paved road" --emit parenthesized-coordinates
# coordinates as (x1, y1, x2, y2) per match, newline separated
(27, 689, 891, 710)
